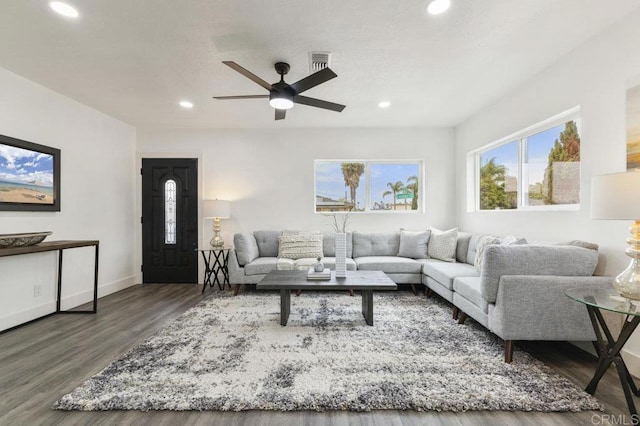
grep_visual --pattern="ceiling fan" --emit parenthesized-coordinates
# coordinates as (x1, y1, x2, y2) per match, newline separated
(213, 61, 346, 120)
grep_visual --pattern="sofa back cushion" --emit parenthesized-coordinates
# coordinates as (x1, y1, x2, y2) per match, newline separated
(456, 232, 472, 263)
(352, 232, 400, 257)
(322, 232, 353, 258)
(480, 244, 599, 303)
(397, 229, 431, 259)
(234, 233, 259, 266)
(253, 230, 281, 257)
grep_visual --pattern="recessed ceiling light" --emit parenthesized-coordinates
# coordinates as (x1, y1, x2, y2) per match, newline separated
(179, 101, 194, 109)
(426, 0, 451, 15)
(49, 2, 79, 18)
(378, 101, 391, 108)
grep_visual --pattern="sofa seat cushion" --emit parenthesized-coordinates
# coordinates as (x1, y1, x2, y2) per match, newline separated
(276, 257, 357, 271)
(244, 257, 279, 276)
(355, 256, 421, 274)
(453, 276, 488, 313)
(422, 261, 479, 290)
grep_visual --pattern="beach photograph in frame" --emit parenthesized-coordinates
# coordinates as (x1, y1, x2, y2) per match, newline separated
(0, 134, 60, 211)
(627, 83, 640, 170)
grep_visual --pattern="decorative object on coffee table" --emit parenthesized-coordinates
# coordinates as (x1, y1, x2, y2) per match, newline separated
(0, 231, 52, 248)
(591, 171, 640, 299)
(313, 256, 324, 272)
(334, 232, 347, 278)
(203, 199, 230, 248)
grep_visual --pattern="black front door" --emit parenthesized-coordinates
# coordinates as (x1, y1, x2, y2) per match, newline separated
(142, 158, 198, 283)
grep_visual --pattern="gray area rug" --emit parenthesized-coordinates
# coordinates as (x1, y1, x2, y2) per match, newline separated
(54, 292, 602, 412)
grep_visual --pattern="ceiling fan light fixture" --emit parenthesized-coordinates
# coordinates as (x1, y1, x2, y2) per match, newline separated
(426, 0, 451, 15)
(269, 92, 294, 110)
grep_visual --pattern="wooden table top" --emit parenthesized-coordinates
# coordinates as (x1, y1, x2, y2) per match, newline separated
(0, 240, 99, 258)
(257, 270, 397, 291)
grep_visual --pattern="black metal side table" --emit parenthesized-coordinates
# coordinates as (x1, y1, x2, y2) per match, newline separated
(566, 288, 640, 416)
(197, 247, 231, 293)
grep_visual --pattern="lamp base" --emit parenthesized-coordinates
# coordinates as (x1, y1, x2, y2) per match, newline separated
(614, 221, 640, 300)
(210, 236, 224, 248)
(210, 217, 224, 248)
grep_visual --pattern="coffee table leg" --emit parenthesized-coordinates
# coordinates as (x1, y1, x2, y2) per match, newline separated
(280, 289, 291, 326)
(362, 290, 373, 326)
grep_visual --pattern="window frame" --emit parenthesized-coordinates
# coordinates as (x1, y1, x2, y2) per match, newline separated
(469, 107, 581, 212)
(314, 159, 424, 214)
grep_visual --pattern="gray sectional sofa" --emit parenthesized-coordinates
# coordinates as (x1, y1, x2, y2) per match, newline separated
(229, 229, 612, 362)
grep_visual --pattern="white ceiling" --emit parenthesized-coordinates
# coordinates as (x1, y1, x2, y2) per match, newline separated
(1, 0, 639, 129)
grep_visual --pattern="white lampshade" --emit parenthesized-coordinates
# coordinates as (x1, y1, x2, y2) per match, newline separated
(591, 171, 640, 220)
(204, 199, 230, 219)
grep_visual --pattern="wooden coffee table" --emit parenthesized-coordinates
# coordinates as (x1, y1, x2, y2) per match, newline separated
(257, 270, 397, 326)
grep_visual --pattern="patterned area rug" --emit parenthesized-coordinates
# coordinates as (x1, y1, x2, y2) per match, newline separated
(54, 292, 602, 412)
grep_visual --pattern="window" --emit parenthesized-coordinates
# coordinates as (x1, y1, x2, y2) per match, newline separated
(165, 179, 177, 244)
(314, 160, 423, 213)
(479, 141, 518, 210)
(470, 108, 580, 211)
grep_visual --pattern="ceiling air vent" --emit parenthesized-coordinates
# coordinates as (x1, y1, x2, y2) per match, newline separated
(309, 51, 332, 74)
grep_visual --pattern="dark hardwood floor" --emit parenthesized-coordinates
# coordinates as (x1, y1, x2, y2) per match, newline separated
(0, 284, 632, 425)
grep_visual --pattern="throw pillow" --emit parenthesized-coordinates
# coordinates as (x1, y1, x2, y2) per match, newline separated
(397, 229, 431, 259)
(427, 227, 458, 262)
(474, 235, 500, 271)
(277, 233, 323, 260)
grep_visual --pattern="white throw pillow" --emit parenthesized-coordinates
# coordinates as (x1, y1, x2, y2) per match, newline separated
(474, 235, 500, 271)
(277, 233, 323, 260)
(427, 227, 458, 262)
(397, 229, 431, 259)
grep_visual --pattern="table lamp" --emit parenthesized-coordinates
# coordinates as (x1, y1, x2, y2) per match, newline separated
(204, 199, 231, 248)
(591, 171, 640, 299)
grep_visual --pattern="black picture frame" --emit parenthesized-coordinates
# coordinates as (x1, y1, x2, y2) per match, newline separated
(0, 133, 61, 212)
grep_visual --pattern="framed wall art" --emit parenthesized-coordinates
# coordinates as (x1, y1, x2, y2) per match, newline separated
(0, 133, 60, 211)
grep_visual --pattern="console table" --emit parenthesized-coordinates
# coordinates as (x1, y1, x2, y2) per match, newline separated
(0, 240, 99, 329)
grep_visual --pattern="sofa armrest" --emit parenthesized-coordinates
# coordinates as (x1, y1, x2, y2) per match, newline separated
(481, 244, 599, 303)
(228, 249, 245, 285)
(488, 275, 612, 341)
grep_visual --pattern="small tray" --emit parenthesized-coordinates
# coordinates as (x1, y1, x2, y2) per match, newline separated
(0, 232, 52, 248)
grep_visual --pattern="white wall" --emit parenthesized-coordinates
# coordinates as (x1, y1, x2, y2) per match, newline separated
(136, 127, 455, 280)
(454, 9, 640, 370)
(0, 67, 137, 331)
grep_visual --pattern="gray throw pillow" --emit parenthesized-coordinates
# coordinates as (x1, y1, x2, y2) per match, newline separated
(427, 227, 458, 262)
(397, 229, 431, 259)
(233, 233, 259, 266)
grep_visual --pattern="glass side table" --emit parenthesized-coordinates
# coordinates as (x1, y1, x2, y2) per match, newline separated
(566, 288, 640, 416)
(197, 247, 231, 293)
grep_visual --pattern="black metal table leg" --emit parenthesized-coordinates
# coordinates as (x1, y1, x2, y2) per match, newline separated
(200, 250, 214, 293)
(584, 305, 640, 416)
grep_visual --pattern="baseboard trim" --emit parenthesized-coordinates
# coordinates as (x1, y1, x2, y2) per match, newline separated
(60, 275, 137, 310)
(0, 275, 138, 332)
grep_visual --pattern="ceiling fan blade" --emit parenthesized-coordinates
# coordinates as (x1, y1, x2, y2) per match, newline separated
(222, 61, 272, 91)
(288, 67, 337, 94)
(275, 109, 286, 120)
(295, 95, 345, 112)
(213, 95, 269, 100)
